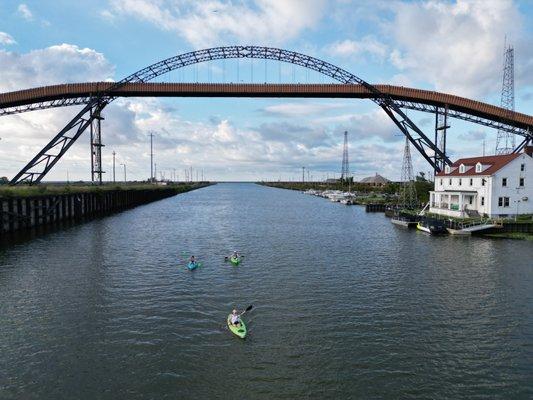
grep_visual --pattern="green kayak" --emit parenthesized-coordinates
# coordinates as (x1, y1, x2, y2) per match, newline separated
(229, 256, 240, 265)
(227, 315, 247, 339)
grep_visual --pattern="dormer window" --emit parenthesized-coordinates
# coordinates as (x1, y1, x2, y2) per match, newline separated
(445, 165, 451, 174)
(475, 163, 482, 173)
(459, 164, 466, 173)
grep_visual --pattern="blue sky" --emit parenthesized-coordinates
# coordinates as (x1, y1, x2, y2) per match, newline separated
(1, 0, 533, 182)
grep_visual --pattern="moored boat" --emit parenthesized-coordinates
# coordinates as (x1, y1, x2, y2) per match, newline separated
(416, 219, 448, 235)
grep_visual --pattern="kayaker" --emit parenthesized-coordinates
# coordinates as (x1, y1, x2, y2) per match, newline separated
(231, 251, 239, 259)
(230, 309, 241, 326)
(189, 256, 196, 264)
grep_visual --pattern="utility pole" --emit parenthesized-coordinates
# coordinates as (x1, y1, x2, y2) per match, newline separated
(120, 163, 126, 183)
(112, 151, 116, 183)
(154, 163, 157, 182)
(149, 131, 155, 182)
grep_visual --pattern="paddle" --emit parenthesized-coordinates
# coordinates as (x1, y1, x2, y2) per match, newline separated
(240, 304, 253, 316)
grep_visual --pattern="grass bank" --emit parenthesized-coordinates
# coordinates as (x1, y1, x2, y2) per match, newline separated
(0, 182, 211, 199)
(481, 232, 533, 241)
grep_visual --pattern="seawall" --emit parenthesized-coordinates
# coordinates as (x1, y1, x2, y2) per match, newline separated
(0, 184, 210, 236)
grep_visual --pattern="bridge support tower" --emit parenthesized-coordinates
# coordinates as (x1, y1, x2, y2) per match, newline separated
(434, 106, 449, 177)
(90, 107, 105, 184)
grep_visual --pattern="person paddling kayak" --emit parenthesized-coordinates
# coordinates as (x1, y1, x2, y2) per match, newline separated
(230, 309, 241, 326)
(187, 256, 199, 270)
(227, 305, 252, 339)
(227, 251, 241, 265)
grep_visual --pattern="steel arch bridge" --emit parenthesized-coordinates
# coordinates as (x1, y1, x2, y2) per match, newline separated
(2, 45, 532, 185)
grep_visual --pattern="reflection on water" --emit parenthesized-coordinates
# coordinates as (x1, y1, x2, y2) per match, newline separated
(1, 183, 532, 399)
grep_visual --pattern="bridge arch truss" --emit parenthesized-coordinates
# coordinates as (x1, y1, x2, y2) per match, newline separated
(5, 45, 514, 184)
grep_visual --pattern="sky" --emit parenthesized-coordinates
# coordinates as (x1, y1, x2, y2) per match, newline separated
(1, 0, 533, 182)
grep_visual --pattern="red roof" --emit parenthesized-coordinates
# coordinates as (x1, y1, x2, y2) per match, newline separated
(436, 153, 520, 176)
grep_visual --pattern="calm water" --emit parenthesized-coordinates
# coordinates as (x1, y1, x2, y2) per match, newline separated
(1, 183, 532, 399)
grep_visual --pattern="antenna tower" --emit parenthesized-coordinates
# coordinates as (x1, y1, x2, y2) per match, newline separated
(495, 42, 515, 154)
(341, 131, 349, 182)
(400, 137, 417, 209)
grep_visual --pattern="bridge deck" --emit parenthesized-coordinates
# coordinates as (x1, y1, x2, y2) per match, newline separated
(1, 82, 532, 131)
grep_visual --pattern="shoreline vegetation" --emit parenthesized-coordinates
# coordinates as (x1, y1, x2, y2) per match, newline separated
(258, 181, 533, 241)
(0, 182, 212, 199)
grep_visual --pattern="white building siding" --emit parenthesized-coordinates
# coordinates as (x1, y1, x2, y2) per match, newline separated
(490, 154, 533, 217)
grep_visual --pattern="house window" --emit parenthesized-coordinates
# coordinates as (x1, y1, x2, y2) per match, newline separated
(521, 163, 525, 172)
(504, 197, 510, 207)
(519, 177, 524, 187)
(502, 178, 507, 187)
(449, 178, 452, 185)
(481, 197, 485, 206)
(482, 179, 486, 186)
(498, 197, 503, 207)
(476, 163, 482, 173)
(445, 166, 451, 174)
(468, 196, 473, 205)
(440, 179, 443, 186)
(459, 164, 465, 173)
(459, 178, 462, 186)
(469, 178, 473, 186)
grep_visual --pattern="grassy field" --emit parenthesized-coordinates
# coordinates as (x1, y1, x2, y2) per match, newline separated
(0, 182, 210, 198)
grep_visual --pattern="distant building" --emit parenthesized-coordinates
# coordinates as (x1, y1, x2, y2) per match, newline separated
(359, 173, 390, 187)
(430, 147, 533, 218)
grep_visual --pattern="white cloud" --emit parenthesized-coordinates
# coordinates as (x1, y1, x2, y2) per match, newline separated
(326, 36, 387, 60)
(0, 44, 114, 92)
(0, 32, 16, 45)
(100, 9, 116, 22)
(386, 0, 523, 98)
(106, 0, 326, 47)
(17, 3, 33, 21)
(263, 102, 347, 117)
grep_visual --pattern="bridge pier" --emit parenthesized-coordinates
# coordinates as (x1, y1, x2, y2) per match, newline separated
(434, 106, 449, 175)
(90, 106, 105, 184)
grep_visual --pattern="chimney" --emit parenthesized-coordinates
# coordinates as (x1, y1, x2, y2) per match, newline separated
(524, 145, 533, 157)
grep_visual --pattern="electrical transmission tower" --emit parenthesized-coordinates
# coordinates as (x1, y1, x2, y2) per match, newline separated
(341, 131, 349, 182)
(400, 137, 417, 209)
(495, 43, 515, 155)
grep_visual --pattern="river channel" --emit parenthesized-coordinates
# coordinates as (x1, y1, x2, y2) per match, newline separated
(1, 183, 532, 399)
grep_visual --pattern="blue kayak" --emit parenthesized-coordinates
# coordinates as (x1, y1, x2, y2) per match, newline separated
(187, 261, 199, 270)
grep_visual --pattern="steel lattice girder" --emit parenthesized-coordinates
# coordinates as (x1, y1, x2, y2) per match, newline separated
(10, 46, 449, 184)
(0, 98, 91, 116)
(3, 95, 530, 139)
(395, 100, 529, 136)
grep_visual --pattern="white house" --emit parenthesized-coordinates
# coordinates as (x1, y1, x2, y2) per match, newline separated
(429, 146, 533, 218)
